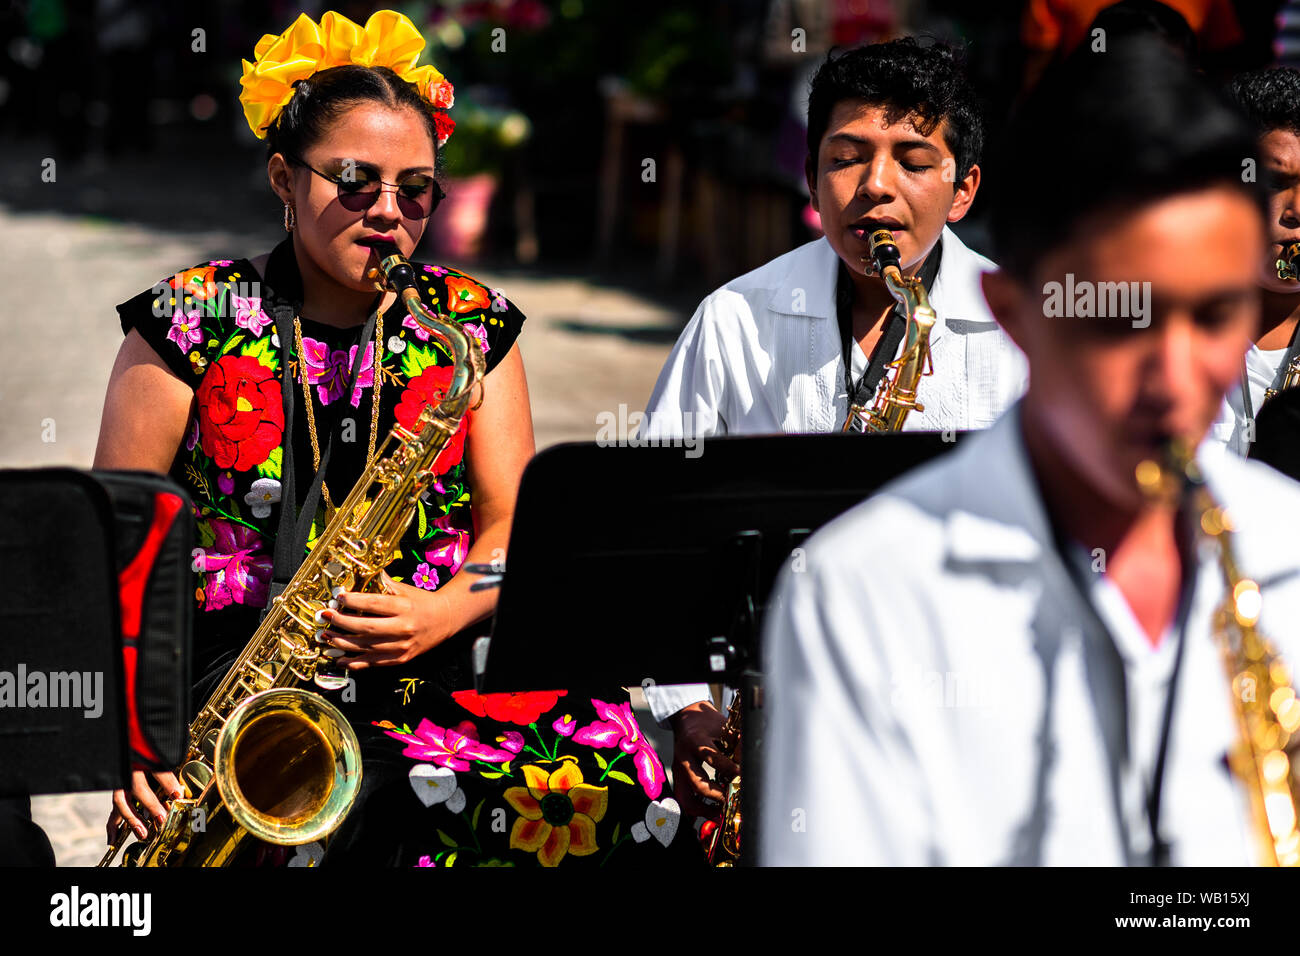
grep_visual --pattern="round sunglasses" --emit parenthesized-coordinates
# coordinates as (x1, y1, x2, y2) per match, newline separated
(290, 157, 445, 220)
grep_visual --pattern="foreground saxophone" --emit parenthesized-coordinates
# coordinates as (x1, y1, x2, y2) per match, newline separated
(842, 229, 936, 433)
(1137, 441, 1300, 866)
(99, 242, 486, 866)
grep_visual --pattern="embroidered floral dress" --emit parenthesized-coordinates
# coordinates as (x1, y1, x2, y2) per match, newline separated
(115, 245, 700, 868)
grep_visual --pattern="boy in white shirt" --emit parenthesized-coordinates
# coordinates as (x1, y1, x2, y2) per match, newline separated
(641, 38, 1027, 821)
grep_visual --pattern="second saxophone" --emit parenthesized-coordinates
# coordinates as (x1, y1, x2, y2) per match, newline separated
(842, 229, 937, 433)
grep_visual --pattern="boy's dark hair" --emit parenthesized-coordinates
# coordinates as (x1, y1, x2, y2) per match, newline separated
(989, 36, 1262, 281)
(805, 38, 984, 182)
(264, 64, 442, 169)
(1228, 67, 1300, 137)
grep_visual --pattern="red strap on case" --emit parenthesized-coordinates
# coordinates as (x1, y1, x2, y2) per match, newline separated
(118, 492, 185, 766)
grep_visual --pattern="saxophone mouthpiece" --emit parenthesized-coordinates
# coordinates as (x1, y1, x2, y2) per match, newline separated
(1135, 437, 1198, 505)
(364, 240, 416, 293)
(867, 229, 901, 276)
(1277, 241, 1300, 282)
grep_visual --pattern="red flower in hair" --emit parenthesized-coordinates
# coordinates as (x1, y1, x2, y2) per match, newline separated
(433, 111, 455, 146)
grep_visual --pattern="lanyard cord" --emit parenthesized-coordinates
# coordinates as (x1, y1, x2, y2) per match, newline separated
(257, 238, 382, 619)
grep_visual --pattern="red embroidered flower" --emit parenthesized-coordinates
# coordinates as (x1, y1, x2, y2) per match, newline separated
(170, 265, 221, 301)
(451, 690, 568, 726)
(394, 365, 469, 473)
(195, 354, 284, 471)
(444, 275, 491, 314)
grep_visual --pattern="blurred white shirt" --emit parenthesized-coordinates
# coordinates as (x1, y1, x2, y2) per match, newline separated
(760, 404, 1300, 865)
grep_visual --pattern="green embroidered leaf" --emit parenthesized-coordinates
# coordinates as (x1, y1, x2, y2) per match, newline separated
(219, 333, 244, 356)
(445, 851, 458, 867)
(206, 338, 219, 349)
(436, 829, 458, 849)
(240, 334, 280, 373)
(398, 342, 441, 380)
(400, 723, 412, 735)
(471, 798, 484, 831)
(196, 518, 216, 549)
(479, 771, 505, 779)
(254, 445, 283, 479)
(606, 770, 635, 786)
(205, 288, 227, 319)
(611, 823, 621, 844)
(417, 500, 427, 538)
(593, 753, 608, 770)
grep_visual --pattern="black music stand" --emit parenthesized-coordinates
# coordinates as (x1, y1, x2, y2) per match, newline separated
(476, 430, 961, 865)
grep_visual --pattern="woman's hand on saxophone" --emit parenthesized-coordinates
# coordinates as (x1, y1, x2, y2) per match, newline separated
(320, 570, 457, 668)
(107, 769, 183, 843)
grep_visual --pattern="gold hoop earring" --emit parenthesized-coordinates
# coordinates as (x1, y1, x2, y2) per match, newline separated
(283, 202, 296, 232)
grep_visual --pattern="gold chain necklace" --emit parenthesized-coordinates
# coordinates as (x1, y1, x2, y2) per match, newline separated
(291, 311, 384, 520)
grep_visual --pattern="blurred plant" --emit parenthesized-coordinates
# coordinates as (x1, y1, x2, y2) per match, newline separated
(438, 97, 532, 177)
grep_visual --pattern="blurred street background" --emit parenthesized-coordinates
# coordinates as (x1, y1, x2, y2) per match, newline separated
(0, 0, 1289, 863)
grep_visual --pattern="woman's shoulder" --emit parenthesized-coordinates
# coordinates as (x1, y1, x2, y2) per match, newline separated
(115, 255, 274, 389)
(403, 260, 526, 372)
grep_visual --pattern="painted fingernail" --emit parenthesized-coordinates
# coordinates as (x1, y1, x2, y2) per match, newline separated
(328, 599, 338, 610)
(324, 648, 346, 658)
(314, 608, 328, 625)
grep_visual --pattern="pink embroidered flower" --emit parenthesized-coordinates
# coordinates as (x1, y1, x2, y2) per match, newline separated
(402, 313, 434, 342)
(167, 307, 203, 352)
(231, 293, 271, 337)
(496, 730, 525, 754)
(461, 321, 490, 357)
(194, 518, 273, 612)
(416, 855, 436, 867)
(423, 264, 449, 277)
(426, 513, 470, 573)
(412, 563, 439, 591)
(382, 718, 515, 772)
(572, 699, 666, 799)
(299, 336, 375, 407)
(208, 259, 233, 267)
(553, 714, 576, 737)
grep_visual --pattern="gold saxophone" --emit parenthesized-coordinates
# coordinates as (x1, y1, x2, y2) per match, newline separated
(99, 243, 486, 866)
(704, 691, 742, 866)
(1265, 242, 1300, 403)
(703, 231, 937, 864)
(841, 229, 936, 433)
(1137, 440, 1300, 866)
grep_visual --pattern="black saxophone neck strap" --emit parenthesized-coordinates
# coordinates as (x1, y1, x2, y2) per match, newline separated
(838, 237, 943, 411)
(259, 238, 381, 621)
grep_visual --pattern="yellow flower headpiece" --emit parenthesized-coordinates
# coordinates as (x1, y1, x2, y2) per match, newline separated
(239, 10, 455, 145)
